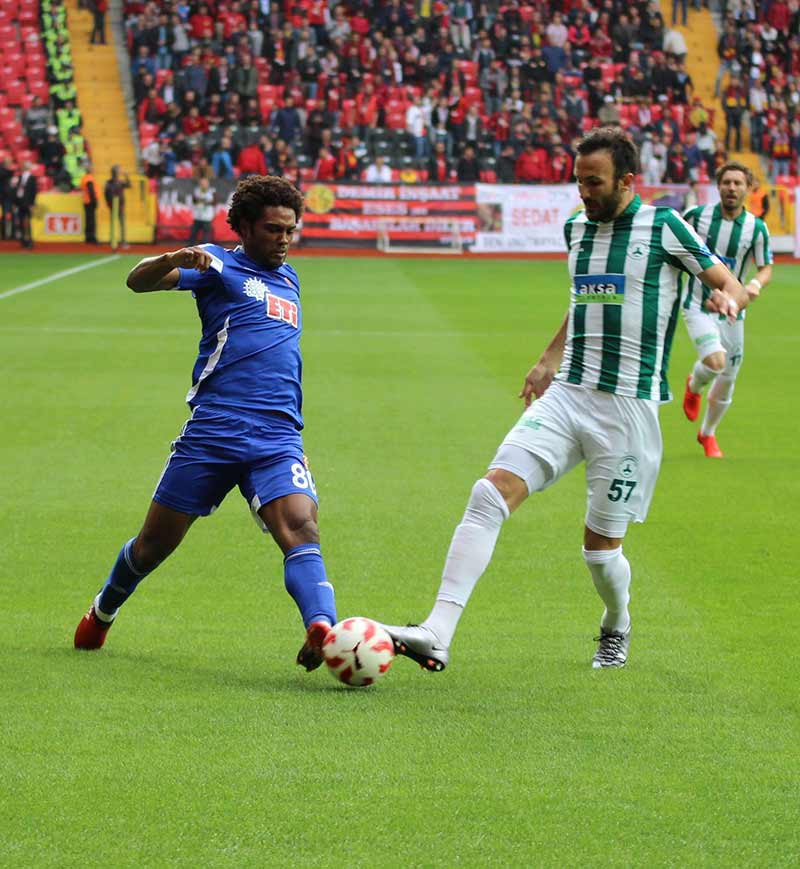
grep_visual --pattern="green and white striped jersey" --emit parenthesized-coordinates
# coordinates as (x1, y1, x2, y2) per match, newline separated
(682, 203, 772, 318)
(557, 195, 720, 402)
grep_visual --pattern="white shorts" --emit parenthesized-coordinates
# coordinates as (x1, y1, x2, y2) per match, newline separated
(490, 381, 662, 538)
(683, 308, 746, 373)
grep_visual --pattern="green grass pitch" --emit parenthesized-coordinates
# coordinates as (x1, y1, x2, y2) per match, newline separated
(1, 252, 798, 867)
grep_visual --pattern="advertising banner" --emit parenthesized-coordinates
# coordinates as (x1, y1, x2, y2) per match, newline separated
(31, 192, 84, 242)
(300, 183, 477, 247)
(474, 183, 724, 253)
(474, 184, 582, 252)
(157, 177, 239, 242)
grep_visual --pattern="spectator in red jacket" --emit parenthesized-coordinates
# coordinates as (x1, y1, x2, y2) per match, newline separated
(138, 88, 166, 124)
(515, 141, 547, 182)
(188, 3, 214, 41)
(567, 14, 591, 64)
(313, 146, 337, 180)
(427, 140, 453, 182)
(767, 0, 790, 31)
(182, 106, 209, 137)
(237, 141, 268, 176)
(545, 144, 573, 183)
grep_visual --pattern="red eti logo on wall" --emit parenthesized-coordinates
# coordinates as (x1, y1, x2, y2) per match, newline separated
(44, 214, 82, 235)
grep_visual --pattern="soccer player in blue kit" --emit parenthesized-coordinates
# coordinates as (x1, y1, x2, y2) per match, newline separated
(74, 175, 337, 671)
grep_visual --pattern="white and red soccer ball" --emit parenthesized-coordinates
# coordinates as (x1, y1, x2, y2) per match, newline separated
(323, 617, 395, 687)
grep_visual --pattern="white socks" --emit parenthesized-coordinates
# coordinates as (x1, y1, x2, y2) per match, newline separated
(583, 546, 631, 633)
(689, 359, 719, 394)
(700, 373, 736, 436)
(423, 478, 510, 649)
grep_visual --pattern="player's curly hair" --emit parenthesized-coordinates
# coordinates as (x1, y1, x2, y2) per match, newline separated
(227, 175, 304, 234)
(576, 127, 640, 181)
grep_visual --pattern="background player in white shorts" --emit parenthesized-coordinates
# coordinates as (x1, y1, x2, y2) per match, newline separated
(382, 128, 748, 671)
(681, 161, 773, 458)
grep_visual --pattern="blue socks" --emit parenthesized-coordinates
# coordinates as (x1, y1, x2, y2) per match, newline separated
(284, 543, 337, 628)
(94, 539, 337, 629)
(95, 538, 150, 621)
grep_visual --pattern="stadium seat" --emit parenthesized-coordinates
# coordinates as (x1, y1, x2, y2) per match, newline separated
(4, 53, 25, 77)
(457, 60, 478, 78)
(17, 5, 37, 24)
(28, 80, 50, 102)
(2, 81, 26, 106)
(463, 87, 483, 107)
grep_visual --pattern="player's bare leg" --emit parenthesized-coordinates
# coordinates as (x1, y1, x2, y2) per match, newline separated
(74, 503, 196, 649)
(258, 494, 336, 671)
(584, 526, 631, 668)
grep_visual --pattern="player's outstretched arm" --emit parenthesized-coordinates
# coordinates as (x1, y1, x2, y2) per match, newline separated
(126, 247, 213, 293)
(519, 313, 568, 407)
(698, 262, 748, 322)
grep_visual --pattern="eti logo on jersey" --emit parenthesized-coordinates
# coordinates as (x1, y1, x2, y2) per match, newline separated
(243, 277, 298, 328)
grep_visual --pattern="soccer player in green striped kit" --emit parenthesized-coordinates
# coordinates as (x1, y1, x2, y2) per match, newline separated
(384, 128, 749, 670)
(681, 161, 773, 458)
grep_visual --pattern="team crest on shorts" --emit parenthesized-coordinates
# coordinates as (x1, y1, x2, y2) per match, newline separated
(617, 455, 638, 478)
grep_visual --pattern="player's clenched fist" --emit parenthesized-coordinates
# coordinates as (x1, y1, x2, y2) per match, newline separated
(705, 288, 739, 322)
(168, 247, 213, 271)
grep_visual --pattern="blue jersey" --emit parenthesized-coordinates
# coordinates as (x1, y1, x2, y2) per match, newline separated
(176, 244, 304, 427)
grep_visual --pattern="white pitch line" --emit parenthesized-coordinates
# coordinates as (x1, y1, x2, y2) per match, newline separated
(0, 255, 122, 301)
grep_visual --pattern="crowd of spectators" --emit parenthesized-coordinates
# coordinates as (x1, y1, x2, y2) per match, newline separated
(715, 0, 800, 180)
(125, 0, 762, 186)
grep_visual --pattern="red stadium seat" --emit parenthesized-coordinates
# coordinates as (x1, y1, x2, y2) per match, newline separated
(4, 53, 24, 77)
(28, 80, 50, 102)
(2, 80, 26, 106)
(600, 63, 616, 86)
(15, 147, 36, 163)
(463, 86, 483, 107)
(17, 6, 37, 24)
(0, 23, 17, 43)
(139, 121, 159, 142)
(457, 60, 477, 78)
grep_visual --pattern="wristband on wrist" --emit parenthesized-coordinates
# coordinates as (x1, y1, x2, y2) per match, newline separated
(747, 278, 762, 291)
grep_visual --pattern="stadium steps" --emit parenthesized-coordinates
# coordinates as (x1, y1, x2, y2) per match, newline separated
(674, 10, 765, 184)
(64, 0, 154, 242)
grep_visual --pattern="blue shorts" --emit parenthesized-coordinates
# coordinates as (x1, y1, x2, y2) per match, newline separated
(153, 405, 318, 520)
